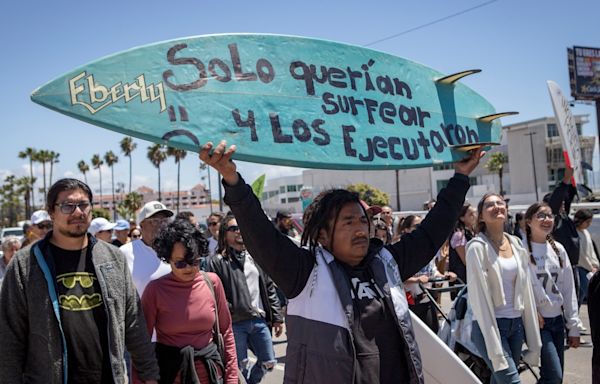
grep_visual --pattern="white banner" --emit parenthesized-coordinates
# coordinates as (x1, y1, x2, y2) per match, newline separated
(547, 80, 584, 186)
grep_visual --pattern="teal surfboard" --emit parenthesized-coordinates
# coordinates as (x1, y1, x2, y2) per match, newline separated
(31, 34, 510, 170)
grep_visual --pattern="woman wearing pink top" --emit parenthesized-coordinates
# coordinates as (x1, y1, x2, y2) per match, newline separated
(141, 219, 238, 384)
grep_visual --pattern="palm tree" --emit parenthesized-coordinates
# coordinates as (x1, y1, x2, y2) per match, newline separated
(18, 147, 37, 210)
(78, 160, 90, 184)
(15, 176, 34, 219)
(167, 147, 187, 214)
(147, 144, 167, 202)
(486, 152, 508, 196)
(104, 151, 119, 220)
(35, 150, 52, 199)
(48, 151, 60, 185)
(91, 154, 104, 209)
(120, 137, 137, 193)
(117, 191, 144, 221)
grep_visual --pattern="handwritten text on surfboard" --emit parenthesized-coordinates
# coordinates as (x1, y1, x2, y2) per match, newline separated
(68, 42, 480, 162)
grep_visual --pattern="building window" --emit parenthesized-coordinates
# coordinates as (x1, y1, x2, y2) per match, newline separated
(547, 123, 559, 137)
(576, 123, 582, 135)
(280, 198, 286, 204)
(433, 163, 453, 171)
(279, 186, 285, 194)
(287, 185, 297, 192)
(288, 197, 300, 203)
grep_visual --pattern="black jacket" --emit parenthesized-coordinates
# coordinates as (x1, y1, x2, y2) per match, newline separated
(548, 181, 580, 265)
(206, 249, 283, 325)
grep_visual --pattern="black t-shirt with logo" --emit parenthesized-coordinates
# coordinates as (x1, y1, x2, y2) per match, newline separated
(49, 242, 113, 384)
(343, 257, 409, 383)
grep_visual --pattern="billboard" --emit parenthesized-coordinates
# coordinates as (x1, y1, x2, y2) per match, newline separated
(569, 46, 600, 100)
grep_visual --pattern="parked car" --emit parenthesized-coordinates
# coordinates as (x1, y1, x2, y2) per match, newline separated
(0, 227, 24, 245)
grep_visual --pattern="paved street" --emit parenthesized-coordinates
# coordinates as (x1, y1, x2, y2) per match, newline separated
(257, 298, 594, 384)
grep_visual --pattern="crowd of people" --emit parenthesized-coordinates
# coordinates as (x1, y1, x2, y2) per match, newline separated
(0, 141, 598, 384)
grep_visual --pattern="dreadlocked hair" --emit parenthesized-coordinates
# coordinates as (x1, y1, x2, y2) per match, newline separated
(524, 202, 563, 268)
(216, 213, 237, 258)
(301, 189, 366, 255)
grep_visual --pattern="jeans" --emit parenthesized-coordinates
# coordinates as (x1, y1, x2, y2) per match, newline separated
(471, 318, 524, 384)
(577, 266, 591, 306)
(233, 318, 276, 384)
(538, 315, 565, 384)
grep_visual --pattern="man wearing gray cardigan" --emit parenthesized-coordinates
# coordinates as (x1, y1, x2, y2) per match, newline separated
(0, 178, 158, 384)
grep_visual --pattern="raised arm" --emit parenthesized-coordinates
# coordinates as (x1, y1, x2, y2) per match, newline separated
(391, 148, 483, 280)
(200, 141, 315, 299)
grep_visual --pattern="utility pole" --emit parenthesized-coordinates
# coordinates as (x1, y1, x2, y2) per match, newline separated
(395, 170, 401, 211)
(525, 130, 539, 201)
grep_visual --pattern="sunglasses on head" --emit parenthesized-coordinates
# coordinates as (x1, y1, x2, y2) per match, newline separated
(173, 258, 201, 269)
(226, 225, 240, 232)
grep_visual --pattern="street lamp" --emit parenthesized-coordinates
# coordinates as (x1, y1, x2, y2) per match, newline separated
(524, 130, 539, 201)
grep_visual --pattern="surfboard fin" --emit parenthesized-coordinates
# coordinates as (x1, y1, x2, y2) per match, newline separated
(435, 69, 481, 84)
(478, 111, 519, 123)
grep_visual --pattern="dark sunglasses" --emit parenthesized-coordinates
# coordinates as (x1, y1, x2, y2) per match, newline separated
(55, 201, 92, 215)
(208, 221, 219, 226)
(131, 234, 141, 239)
(226, 225, 240, 232)
(173, 258, 201, 269)
(36, 222, 53, 230)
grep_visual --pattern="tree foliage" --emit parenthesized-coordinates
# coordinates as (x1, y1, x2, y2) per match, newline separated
(485, 152, 508, 195)
(346, 183, 390, 206)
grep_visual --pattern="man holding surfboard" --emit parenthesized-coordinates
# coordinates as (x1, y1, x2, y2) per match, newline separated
(200, 140, 483, 384)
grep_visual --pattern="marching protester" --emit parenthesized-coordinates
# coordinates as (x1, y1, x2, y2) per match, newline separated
(524, 202, 580, 384)
(574, 209, 599, 306)
(0, 236, 21, 288)
(200, 140, 483, 383)
(0, 178, 158, 383)
(21, 209, 52, 247)
(121, 201, 173, 296)
(206, 212, 225, 256)
(206, 214, 283, 384)
(467, 192, 541, 384)
(112, 219, 131, 247)
(141, 219, 238, 383)
(401, 215, 457, 333)
(448, 204, 477, 299)
(88, 217, 117, 243)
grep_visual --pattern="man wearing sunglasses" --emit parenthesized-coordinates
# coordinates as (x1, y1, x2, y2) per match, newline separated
(0, 178, 159, 384)
(120, 201, 173, 297)
(21, 210, 52, 247)
(206, 214, 283, 384)
(205, 211, 224, 256)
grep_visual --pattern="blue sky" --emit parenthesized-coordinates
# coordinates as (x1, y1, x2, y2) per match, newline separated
(1, 0, 598, 206)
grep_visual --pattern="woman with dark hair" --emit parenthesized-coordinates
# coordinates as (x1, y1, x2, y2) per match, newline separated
(467, 193, 541, 384)
(448, 204, 477, 298)
(524, 202, 580, 383)
(140, 219, 238, 384)
(513, 211, 526, 240)
(574, 209, 599, 306)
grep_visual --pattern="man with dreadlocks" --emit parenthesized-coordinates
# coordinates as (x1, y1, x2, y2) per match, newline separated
(199, 140, 483, 384)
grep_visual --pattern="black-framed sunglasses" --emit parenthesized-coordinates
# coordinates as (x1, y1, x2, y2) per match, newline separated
(173, 258, 201, 269)
(36, 222, 53, 230)
(208, 221, 219, 226)
(55, 201, 92, 215)
(226, 225, 240, 232)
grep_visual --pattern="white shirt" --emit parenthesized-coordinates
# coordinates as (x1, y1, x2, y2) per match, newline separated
(494, 255, 521, 319)
(120, 239, 171, 297)
(208, 237, 218, 257)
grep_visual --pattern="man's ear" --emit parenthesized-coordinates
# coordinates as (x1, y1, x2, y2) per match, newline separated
(318, 228, 330, 249)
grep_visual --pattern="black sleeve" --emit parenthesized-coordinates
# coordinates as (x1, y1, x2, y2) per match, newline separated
(388, 173, 470, 281)
(264, 274, 284, 323)
(223, 174, 315, 299)
(548, 182, 568, 215)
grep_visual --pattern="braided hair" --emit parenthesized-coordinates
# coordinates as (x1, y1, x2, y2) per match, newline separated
(301, 189, 367, 255)
(524, 202, 563, 268)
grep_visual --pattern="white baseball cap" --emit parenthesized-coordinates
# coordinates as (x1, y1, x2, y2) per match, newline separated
(88, 218, 117, 235)
(137, 201, 173, 223)
(31, 210, 51, 225)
